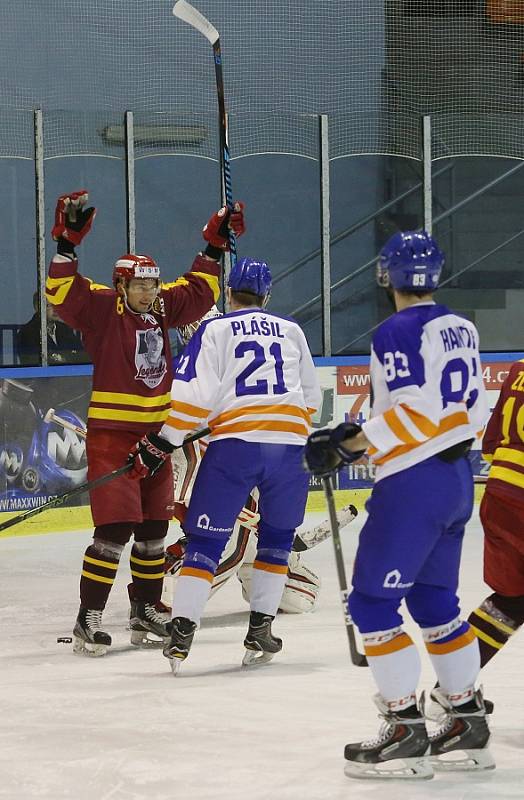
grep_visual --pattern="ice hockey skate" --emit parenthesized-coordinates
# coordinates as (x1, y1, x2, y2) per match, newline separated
(426, 688, 495, 771)
(430, 684, 495, 716)
(129, 598, 172, 647)
(73, 607, 112, 657)
(163, 616, 197, 675)
(127, 582, 171, 625)
(343, 695, 433, 780)
(242, 611, 282, 667)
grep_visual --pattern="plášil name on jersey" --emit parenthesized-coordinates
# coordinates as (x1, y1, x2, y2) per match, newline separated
(230, 317, 284, 338)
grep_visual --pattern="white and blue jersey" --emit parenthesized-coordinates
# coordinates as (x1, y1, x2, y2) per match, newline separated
(160, 308, 321, 448)
(163, 308, 319, 611)
(362, 302, 489, 482)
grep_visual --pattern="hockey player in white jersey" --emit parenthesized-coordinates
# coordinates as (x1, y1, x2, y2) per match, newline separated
(305, 231, 494, 779)
(165, 438, 357, 614)
(128, 257, 322, 673)
(126, 307, 356, 617)
(164, 307, 355, 614)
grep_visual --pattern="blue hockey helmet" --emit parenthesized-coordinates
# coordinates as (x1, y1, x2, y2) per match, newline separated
(227, 257, 272, 299)
(377, 231, 444, 292)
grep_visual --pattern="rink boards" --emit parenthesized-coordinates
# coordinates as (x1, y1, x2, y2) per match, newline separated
(0, 354, 519, 538)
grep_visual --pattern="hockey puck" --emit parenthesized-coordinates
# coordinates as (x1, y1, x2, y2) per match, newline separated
(57, 637, 73, 644)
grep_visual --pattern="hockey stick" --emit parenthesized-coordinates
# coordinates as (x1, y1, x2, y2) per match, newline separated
(0, 426, 211, 534)
(473, 475, 488, 484)
(321, 475, 368, 667)
(173, 0, 237, 263)
(293, 503, 358, 552)
(44, 408, 87, 439)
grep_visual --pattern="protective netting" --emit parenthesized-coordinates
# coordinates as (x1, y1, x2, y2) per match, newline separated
(0, 110, 34, 160)
(0, 1, 522, 159)
(43, 111, 126, 160)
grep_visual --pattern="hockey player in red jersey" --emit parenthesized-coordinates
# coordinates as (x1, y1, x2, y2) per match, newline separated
(468, 359, 524, 670)
(46, 190, 245, 656)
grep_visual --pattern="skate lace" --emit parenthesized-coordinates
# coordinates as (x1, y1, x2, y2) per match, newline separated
(424, 690, 455, 735)
(360, 717, 395, 748)
(427, 710, 454, 738)
(85, 609, 104, 632)
(144, 603, 167, 624)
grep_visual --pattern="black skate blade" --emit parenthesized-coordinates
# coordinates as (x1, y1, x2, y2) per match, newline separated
(344, 756, 434, 781)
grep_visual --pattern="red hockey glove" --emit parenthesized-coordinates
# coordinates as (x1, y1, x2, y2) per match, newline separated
(202, 201, 245, 253)
(52, 190, 96, 254)
(165, 538, 187, 576)
(127, 432, 175, 480)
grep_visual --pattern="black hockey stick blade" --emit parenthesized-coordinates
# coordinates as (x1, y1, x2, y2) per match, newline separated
(0, 426, 210, 534)
(321, 475, 368, 667)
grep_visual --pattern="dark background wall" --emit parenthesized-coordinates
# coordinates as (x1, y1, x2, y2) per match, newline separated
(1, 2, 523, 358)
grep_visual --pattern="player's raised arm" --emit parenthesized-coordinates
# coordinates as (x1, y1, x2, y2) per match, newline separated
(161, 202, 245, 328)
(45, 190, 102, 333)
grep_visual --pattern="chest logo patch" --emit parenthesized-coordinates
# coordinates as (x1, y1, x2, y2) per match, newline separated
(135, 326, 167, 388)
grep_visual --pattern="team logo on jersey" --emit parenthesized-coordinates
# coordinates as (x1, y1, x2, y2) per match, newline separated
(134, 326, 167, 389)
(382, 569, 413, 590)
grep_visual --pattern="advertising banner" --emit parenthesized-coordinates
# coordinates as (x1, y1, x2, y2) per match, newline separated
(0, 376, 90, 513)
(0, 356, 517, 510)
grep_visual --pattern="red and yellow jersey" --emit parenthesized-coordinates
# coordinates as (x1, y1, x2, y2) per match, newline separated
(45, 253, 220, 435)
(482, 359, 524, 502)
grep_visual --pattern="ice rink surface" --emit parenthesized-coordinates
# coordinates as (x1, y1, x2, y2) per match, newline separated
(1, 508, 523, 800)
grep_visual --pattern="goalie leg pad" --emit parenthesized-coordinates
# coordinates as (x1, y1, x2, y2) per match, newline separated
(239, 551, 321, 614)
(211, 525, 255, 596)
(279, 552, 321, 613)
